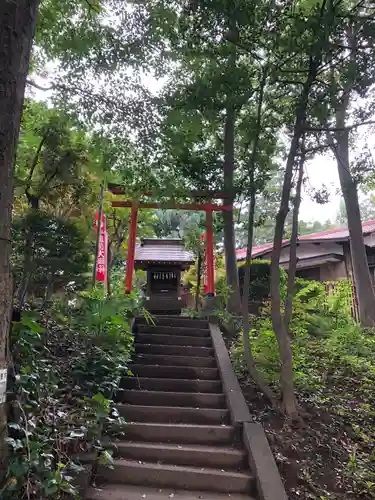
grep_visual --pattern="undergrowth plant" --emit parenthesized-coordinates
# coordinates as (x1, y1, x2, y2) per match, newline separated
(230, 278, 375, 497)
(3, 288, 143, 500)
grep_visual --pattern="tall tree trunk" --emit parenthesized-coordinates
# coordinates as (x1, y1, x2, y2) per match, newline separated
(195, 251, 202, 311)
(241, 74, 275, 403)
(242, 188, 277, 404)
(42, 273, 54, 306)
(223, 105, 241, 313)
(334, 105, 375, 326)
(0, 0, 40, 477)
(329, 24, 375, 327)
(270, 54, 319, 417)
(284, 141, 305, 330)
(270, 112, 306, 418)
(16, 196, 39, 308)
(270, 117, 304, 418)
(17, 139, 58, 306)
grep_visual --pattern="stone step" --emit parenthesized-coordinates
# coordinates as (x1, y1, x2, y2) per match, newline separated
(136, 333, 212, 347)
(125, 423, 236, 445)
(118, 390, 226, 409)
(122, 377, 222, 393)
(136, 316, 209, 329)
(135, 354, 217, 368)
(128, 364, 219, 380)
(136, 344, 214, 358)
(113, 441, 247, 469)
(96, 459, 254, 494)
(87, 484, 256, 500)
(138, 324, 210, 337)
(117, 404, 229, 425)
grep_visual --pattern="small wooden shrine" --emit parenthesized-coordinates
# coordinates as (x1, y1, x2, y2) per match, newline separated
(135, 238, 194, 314)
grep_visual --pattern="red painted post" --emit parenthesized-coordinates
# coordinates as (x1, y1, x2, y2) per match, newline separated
(125, 202, 138, 293)
(205, 208, 215, 296)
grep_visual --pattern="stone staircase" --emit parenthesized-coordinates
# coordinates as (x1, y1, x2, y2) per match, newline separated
(87, 316, 258, 500)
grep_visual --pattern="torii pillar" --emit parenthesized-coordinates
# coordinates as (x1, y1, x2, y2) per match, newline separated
(205, 204, 215, 297)
(125, 202, 138, 293)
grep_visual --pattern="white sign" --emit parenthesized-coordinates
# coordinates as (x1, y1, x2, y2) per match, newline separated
(0, 369, 7, 404)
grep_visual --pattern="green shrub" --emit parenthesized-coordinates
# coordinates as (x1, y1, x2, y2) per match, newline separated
(214, 276, 232, 311)
(230, 278, 375, 391)
(4, 289, 143, 500)
(231, 324, 281, 385)
(12, 212, 90, 297)
(238, 259, 288, 302)
(230, 279, 375, 498)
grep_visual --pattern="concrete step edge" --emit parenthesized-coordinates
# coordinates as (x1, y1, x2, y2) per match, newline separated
(115, 441, 246, 455)
(87, 484, 256, 500)
(126, 422, 234, 430)
(96, 459, 254, 493)
(121, 389, 224, 396)
(137, 326, 210, 335)
(122, 377, 221, 385)
(136, 344, 214, 356)
(135, 354, 217, 366)
(136, 316, 208, 325)
(136, 353, 216, 362)
(135, 334, 212, 345)
(119, 390, 226, 409)
(116, 404, 229, 424)
(128, 364, 219, 380)
(121, 378, 222, 393)
(117, 403, 228, 413)
(103, 458, 253, 478)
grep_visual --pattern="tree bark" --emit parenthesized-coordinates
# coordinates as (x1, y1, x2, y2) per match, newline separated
(329, 24, 375, 327)
(223, 105, 241, 313)
(25, 134, 46, 190)
(242, 188, 277, 404)
(270, 125, 302, 418)
(284, 140, 305, 330)
(195, 251, 202, 312)
(17, 134, 46, 307)
(240, 74, 275, 403)
(270, 51, 319, 417)
(42, 273, 54, 306)
(333, 106, 375, 326)
(0, 0, 40, 477)
(16, 196, 39, 308)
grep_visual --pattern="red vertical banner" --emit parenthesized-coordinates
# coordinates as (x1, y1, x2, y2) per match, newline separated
(203, 253, 208, 294)
(200, 234, 207, 293)
(201, 231, 216, 296)
(96, 213, 108, 283)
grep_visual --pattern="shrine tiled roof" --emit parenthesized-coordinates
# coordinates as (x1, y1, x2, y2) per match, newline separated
(236, 219, 375, 261)
(135, 239, 195, 263)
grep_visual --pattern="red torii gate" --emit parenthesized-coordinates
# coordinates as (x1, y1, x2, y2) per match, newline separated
(109, 185, 232, 296)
